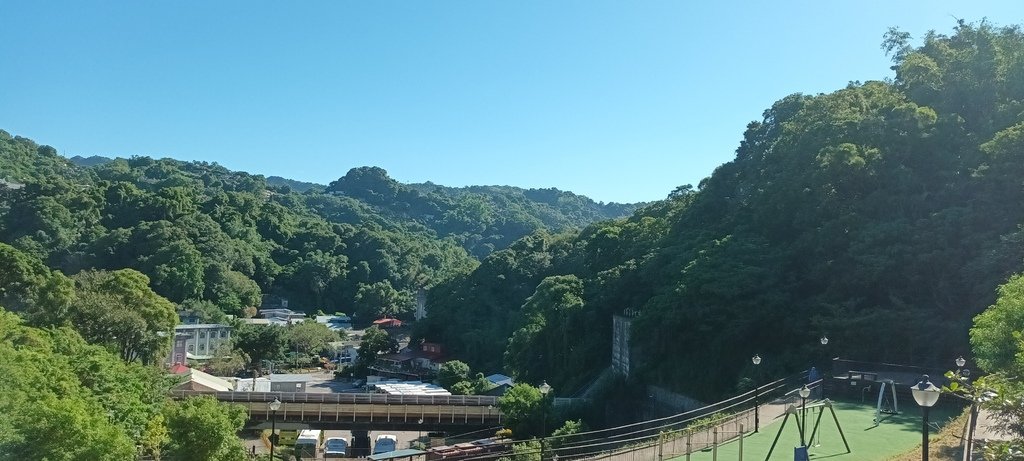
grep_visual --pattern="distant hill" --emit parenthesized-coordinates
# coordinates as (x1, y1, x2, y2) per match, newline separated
(265, 176, 324, 193)
(327, 167, 642, 258)
(68, 155, 114, 167)
(0, 133, 639, 320)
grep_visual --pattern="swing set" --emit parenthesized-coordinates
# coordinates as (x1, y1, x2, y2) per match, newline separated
(763, 399, 851, 461)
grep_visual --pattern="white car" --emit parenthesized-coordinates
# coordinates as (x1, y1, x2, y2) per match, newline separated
(325, 437, 348, 458)
(373, 434, 398, 454)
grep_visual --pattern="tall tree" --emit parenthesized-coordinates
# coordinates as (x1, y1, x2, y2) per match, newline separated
(232, 324, 286, 372)
(70, 269, 178, 364)
(286, 321, 341, 358)
(163, 397, 248, 461)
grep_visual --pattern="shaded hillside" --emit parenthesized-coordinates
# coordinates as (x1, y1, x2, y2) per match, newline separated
(421, 21, 1024, 399)
(0, 136, 636, 321)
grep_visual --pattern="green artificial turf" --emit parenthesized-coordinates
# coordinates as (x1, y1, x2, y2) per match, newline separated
(668, 401, 958, 461)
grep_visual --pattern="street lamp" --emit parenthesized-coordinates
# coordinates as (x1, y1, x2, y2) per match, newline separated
(418, 417, 424, 443)
(911, 375, 941, 461)
(751, 354, 762, 432)
(820, 336, 829, 400)
(798, 385, 811, 447)
(269, 398, 281, 459)
(953, 357, 981, 458)
(539, 381, 553, 460)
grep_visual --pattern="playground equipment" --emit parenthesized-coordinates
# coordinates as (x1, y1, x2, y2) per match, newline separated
(764, 400, 850, 461)
(871, 379, 899, 426)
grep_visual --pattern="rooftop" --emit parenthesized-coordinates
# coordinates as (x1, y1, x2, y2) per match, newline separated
(174, 323, 231, 330)
(267, 373, 316, 383)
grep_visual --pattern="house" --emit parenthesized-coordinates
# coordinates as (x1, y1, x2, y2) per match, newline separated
(329, 341, 359, 364)
(485, 374, 514, 387)
(170, 365, 234, 392)
(372, 317, 403, 329)
(482, 374, 514, 396)
(370, 342, 445, 379)
(167, 323, 232, 364)
(267, 373, 315, 392)
(259, 308, 307, 325)
(316, 315, 352, 331)
(233, 377, 271, 392)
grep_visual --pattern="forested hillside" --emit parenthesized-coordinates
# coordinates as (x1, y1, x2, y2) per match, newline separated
(420, 22, 1024, 399)
(0, 137, 635, 321)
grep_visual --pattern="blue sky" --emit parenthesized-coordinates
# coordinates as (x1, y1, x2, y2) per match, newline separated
(0, 2, 1019, 203)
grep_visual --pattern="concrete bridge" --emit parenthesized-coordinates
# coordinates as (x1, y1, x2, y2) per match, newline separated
(170, 390, 504, 430)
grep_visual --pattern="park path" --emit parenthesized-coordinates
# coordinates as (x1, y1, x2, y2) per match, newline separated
(971, 409, 1011, 441)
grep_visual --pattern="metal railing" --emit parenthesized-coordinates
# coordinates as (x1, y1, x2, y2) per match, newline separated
(460, 371, 814, 461)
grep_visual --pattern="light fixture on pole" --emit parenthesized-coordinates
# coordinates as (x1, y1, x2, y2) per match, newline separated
(539, 381, 553, 460)
(751, 354, 762, 432)
(798, 385, 811, 447)
(955, 356, 966, 369)
(269, 398, 282, 459)
(820, 336, 829, 400)
(911, 375, 941, 461)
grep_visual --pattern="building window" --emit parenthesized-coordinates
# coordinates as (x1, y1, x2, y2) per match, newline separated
(199, 331, 207, 339)
(188, 345, 195, 353)
(220, 330, 227, 338)
(199, 343, 206, 352)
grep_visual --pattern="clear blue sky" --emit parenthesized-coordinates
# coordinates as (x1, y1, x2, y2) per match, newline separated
(0, 2, 1019, 203)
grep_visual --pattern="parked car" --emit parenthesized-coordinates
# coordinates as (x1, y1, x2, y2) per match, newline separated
(295, 430, 323, 459)
(325, 437, 348, 458)
(373, 434, 398, 454)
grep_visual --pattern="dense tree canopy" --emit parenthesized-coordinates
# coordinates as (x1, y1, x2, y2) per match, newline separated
(423, 21, 1024, 400)
(0, 309, 169, 460)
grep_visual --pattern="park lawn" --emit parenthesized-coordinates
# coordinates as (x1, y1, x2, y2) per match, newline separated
(671, 401, 960, 461)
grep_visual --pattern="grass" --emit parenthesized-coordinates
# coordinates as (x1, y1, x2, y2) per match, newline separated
(668, 401, 961, 461)
(885, 409, 969, 461)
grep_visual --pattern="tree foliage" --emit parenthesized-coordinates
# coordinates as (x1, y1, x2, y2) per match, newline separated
(286, 320, 342, 357)
(71, 269, 179, 364)
(163, 396, 248, 461)
(424, 21, 1024, 400)
(498, 383, 548, 438)
(356, 325, 398, 370)
(232, 323, 287, 371)
(0, 309, 168, 460)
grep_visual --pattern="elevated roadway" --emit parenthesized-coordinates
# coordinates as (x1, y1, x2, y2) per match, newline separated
(170, 390, 503, 430)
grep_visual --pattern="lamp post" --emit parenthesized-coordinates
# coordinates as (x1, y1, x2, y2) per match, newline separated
(418, 417, 424, 443)
(954, 356, 978, 458)
(751, 354, 762, 432)
(269, 398, 281, 460)
(819, 336, 829, 400)
(539, 381, 552, 461)
(911, 375, 941, 461)
(798, 385, 811, 446)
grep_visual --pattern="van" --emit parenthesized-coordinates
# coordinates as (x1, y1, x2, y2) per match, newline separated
(295, 429, 323, 458)
(325, 437, 349, 458)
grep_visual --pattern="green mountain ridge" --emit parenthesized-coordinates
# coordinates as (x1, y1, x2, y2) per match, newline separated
(0, 133, 638, 322)
(418, 21, 1024, 400)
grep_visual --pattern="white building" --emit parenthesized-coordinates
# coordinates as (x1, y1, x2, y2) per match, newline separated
(169, 323, 232, 362)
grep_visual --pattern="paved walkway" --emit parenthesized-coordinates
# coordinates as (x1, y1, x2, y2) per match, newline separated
(972, 409, 1011, 442)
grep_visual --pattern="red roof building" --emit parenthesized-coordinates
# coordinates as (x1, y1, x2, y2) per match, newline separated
(372, 318, 403, 328)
